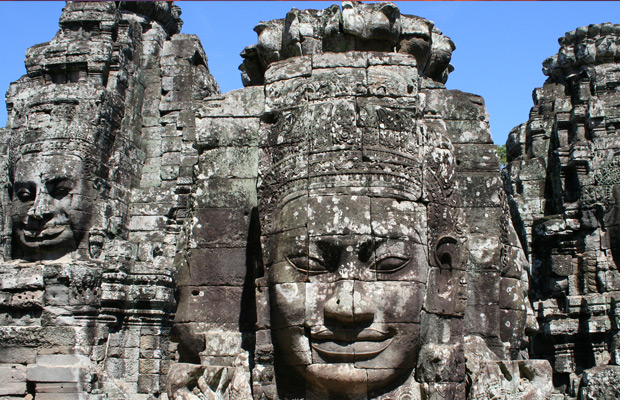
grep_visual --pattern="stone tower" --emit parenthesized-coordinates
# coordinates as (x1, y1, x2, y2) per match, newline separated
(169, 2, 546, 399)
(505, 22, 620, 400)
(0, 2, 218, 398)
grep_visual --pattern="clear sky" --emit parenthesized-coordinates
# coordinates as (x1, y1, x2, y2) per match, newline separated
(2, 1, 620, 145)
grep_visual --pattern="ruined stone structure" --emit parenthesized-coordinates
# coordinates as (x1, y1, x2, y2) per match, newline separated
(0, 2, 218, 398)
(0, 1, 617, 400)
(505, 23, 620, 399)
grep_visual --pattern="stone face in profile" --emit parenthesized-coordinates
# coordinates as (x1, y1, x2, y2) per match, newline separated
(11, 153, 92, 260)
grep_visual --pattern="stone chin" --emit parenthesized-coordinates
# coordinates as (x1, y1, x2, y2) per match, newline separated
(304, 364, 408, 397)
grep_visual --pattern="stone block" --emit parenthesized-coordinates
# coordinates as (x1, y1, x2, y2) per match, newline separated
(174, 286, 244, 325)
(0, 364, 27, 395)
(35, 382, 78, 393)
(499, 277, 525, 310)
(264, 56, 312, 84)
(443, 119, 493, 145)
(312, 52, 367, 68)
(196, 147, 259, 179)
(500, 309, 526, 347)
(465, 305, 500, 339)
(455, 173, 502, 208)
(127, 215, 167, 231)
(367, 64, 418, 97)
(307, 194, 371, 236)
(192, 206, 253, 247)
(0, 265, 44, 290)
(194, 178, 257, 208)
(198, 87, 265, 118)
(0, 347, 37, 364)
(468, 271, 500, 306)
(433, 90, 489, 122)
(27, 364, 90, 383)
(35, 394, 81, 400)
(196, 117, 259, 148)
(183, 247, 249, 286)
(453, 143, 500, 171)
(137, 374, 160, 394)
(467, 234, 501, 268)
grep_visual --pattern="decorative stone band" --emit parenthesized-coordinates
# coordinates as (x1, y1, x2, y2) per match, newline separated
(13, 140, 94, 160)
(580, 158, 620, 209)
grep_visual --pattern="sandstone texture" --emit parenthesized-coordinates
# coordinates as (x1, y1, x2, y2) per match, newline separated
(0, 1, 615, 399)
(505, 22, 620, 400)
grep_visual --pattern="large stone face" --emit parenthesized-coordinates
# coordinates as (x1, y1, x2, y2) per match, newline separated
(167, 3, 540, 400)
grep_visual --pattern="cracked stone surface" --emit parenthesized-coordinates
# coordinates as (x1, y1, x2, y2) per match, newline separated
(5, 1, 614, 399)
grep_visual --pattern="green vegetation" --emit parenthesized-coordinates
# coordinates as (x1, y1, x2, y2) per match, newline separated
(497, 144, 507, 168)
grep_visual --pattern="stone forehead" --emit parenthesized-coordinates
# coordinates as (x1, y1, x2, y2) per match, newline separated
(258, 102, 453, 206)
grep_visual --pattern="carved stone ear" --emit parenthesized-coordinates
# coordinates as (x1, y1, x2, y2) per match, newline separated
(425, 235, 466, 317)
(88, 230, 105, 260)
(434, 236, 459, 270)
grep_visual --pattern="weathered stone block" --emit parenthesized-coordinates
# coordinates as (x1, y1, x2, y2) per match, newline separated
(465, 305, 500, 339)
(191, 208, 253, 248)
(264, 56, 312, 84)
(312, 52, 367, 69)
(455, 173, 502, 208)
(174, 286, 244, 325)
(196, 117, 259, 148)
(182, 247, 249, 286)
(197, 147, 259, 179)
(0, 364, 27, 395)
(198, 87, 265, 117)
(194, 178, 257, 208)
(468, 271, 500, 306)
(367, 64, 418, 97)
(499, 277, 525, 310)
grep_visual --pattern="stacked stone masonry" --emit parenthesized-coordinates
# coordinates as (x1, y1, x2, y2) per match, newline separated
(0, 1, 615, 399)
(505, 22, 620, 399)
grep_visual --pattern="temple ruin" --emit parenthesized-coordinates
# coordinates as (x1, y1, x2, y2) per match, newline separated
(0, 1, 618, 399)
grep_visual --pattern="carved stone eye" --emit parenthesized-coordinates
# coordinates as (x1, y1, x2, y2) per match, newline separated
(16, 187, 34, 202)
(372, 255, 410, 273)
(286, 255, 328, 274)
(47, 179, 73, 199)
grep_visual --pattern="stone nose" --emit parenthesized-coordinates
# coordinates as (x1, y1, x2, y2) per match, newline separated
(27, 190, 54, 219)
(323, 280, 376, 326)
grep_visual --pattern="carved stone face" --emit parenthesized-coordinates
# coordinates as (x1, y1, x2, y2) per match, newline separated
(269, 193, 427, 397)
(11, 153, 91, 260)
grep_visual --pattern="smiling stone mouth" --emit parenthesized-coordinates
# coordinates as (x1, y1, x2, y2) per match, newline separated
(22, 226, 66, 240)
(310, 328, 395, 362)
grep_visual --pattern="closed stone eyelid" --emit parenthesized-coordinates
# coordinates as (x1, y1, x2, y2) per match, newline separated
(285, 254, 329, 274)
(370, 255, 411, 273)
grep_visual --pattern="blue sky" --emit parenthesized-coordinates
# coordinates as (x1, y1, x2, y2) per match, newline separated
(2, 1, 620, 145)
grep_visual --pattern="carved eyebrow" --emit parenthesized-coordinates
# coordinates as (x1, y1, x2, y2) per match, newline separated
(44, 176, 74, 185)
(13, 180, 33, 187)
